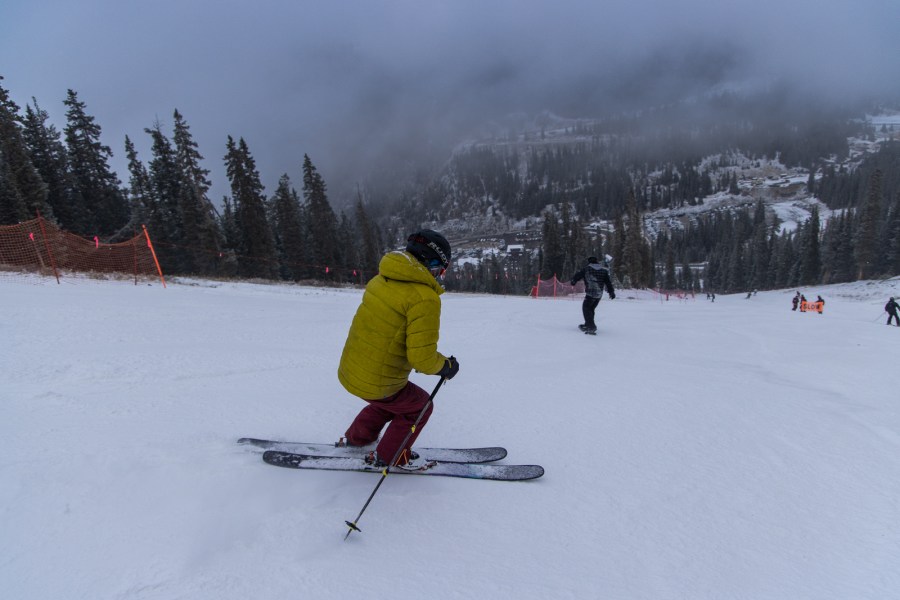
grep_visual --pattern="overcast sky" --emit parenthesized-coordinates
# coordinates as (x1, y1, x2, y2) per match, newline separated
(2, 0, 899, 207)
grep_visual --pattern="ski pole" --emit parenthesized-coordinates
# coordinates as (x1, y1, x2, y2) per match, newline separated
(344, 375, 447, 540)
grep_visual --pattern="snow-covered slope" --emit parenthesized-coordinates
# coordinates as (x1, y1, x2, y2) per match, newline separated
(3, 274, 900, 599)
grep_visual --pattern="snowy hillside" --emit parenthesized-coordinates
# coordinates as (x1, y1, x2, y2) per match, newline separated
(432, 109, 900, 256)
(3, 274, 900, 599)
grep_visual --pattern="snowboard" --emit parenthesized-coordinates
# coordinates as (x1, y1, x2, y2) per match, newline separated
(577, 325, 597, 335)
(262, 451, 544, 481)
(238, 437, 507, 464)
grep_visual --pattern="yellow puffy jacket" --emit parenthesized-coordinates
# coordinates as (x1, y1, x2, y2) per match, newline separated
(338, 250, 448, 400)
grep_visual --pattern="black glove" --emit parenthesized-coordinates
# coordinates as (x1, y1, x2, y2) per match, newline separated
(609, 291, 616, 300)
(569, 280, 576, 286)
(438, 356, 459, 380)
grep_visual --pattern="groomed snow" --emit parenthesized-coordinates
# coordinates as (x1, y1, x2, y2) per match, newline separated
(3, 273, 899, 599)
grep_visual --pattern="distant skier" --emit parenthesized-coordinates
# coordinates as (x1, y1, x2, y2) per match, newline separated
(792, 291, 800, 311)
(886, 297, 900, 326)
(569, 256, 615, 335)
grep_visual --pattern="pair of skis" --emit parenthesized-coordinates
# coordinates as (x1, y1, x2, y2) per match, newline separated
(244, 377, 542, 538)
(239, 437, 544, 481)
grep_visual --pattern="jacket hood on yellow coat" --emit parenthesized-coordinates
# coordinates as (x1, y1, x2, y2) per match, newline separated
(338, 250, 447, 400)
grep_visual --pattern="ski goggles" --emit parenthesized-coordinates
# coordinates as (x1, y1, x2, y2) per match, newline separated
(426, 258, 447, 278)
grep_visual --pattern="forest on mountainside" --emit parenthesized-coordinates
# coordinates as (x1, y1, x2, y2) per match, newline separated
(386, 100, 900, 295)
(2, 75, 899, 294)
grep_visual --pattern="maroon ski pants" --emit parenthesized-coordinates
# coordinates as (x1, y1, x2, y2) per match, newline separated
(344, 381, 433, 464)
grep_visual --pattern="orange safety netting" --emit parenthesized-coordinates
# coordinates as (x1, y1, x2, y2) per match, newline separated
(0, 217, 165, 285)
(530, 275, 584, 298)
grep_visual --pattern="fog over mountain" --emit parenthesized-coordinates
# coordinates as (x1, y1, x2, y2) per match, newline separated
(2, 0, 898, 207)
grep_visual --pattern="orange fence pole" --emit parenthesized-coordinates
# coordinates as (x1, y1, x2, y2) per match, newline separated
(131, 233, 139, 285)
(142, 224, 167, 288)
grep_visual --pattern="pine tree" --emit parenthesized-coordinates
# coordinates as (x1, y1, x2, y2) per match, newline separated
(0, 160, 27, 225)
(704, 248, 722, 292)
(664, 242, 677, 289)
(21, 99, 69, 225)
(145, 122, 183, 270)
(123, 135, 153, 232)
(172, 109, 221, 274)
(855, 169, 881, 279)
(883, 204, 900, 276)
(726, 237, 746, 292)
(224, 136, 278, 278)
(0, 77, 48, 224)
(560, 202, 576, 275)
(354, 192, 382, 280)
(63, 89, 128, 236)
(773, 231, 796, 289)
(643, 244, 656, 289)
(822, 211, 856, 283)
(622, 189, 646, 287)
(540, 210, 564, 278)
(336, 211, 356, 281)
(797, 205, 821, 285)
(218, 196, 240, 277)
(270, 174, 307, 280)
(488, 253, 505, 294)
(301, 154, 339, 279)
(748, 201, 771, 290)
(611, 212, 626, 282)
(764, 230, 781, 288)
(680, 255, 694, 291)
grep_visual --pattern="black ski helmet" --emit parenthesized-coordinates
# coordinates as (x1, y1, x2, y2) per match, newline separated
(406, 230, 451, 269)
(587, 256, 599, 264)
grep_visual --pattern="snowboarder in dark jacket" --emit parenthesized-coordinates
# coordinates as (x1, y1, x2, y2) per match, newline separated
(570, 256, 615, 334)
(886, 297, 900, 326)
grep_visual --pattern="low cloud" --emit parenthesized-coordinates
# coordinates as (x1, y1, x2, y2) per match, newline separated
(2, 0, 898, 206)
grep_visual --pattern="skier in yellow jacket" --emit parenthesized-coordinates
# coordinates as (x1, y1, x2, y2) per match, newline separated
(338, 230, 459, 468)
